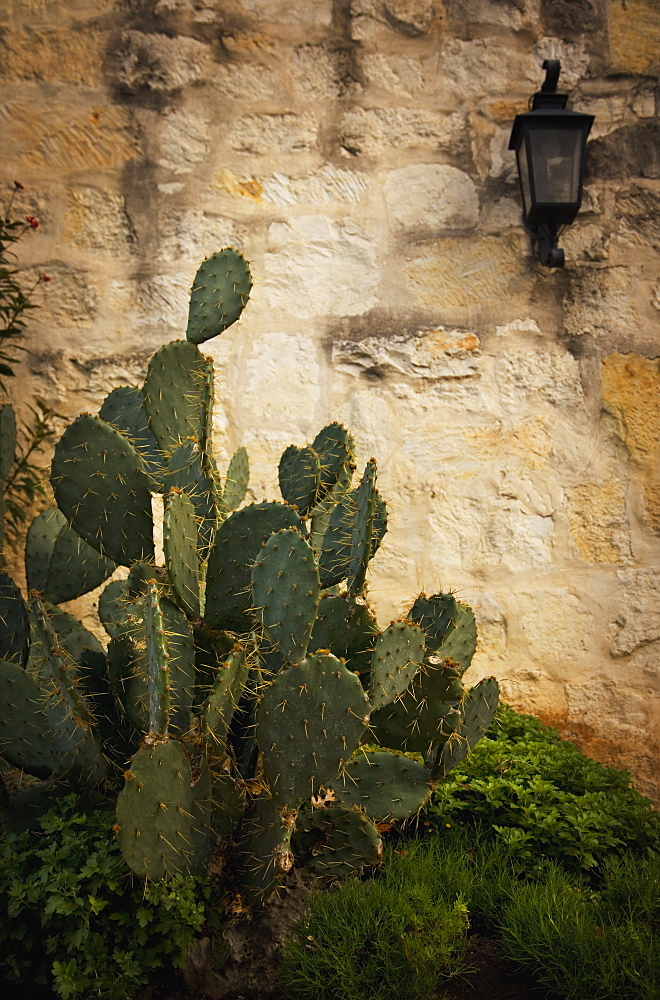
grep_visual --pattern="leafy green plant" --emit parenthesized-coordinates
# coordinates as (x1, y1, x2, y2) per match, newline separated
(0, 794, 215, 998)
(425, 704, 660, 874)
(279, 836, 471, 1000)
(498, 856, 660, 1000)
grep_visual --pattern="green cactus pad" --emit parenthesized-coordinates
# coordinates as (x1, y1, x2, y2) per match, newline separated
(329, 749, 433, 822)
(236, 795, 297, 903)
(166, 442, 220, 558)
(251, 527, 320, 665)
(186, 249, 252, 345)
(347, 459, 378, 596)
(51, 414, 154, 567)
(300, 804, 382, 877)
(369, 655, 464, 758)
(309, 593, 379, 677)
(368, 621, 425, 712)
(278, 445, 321, 517)
(410, 592, 458, 652)
(30, 593, 93, 727)
(435, 602, 478, 675)
(433, 676, 500, 777)
(311, 422, 356, 499)
(209, 768, 246, 842)
(116, 740, 195, 879)
(0, 572, 29, 664)
(318, 461, 384, 592)
(204, 501, 302, 633)
(219, 446, 249, 517)
(0, 659, 59, 778)
(145, 581, 171, 738)
(256, 652, 370, 808)
(99, 579, 129, 638)
(309, 458, 354, 556)
(99, 385, 166, 491)
(109, 592, 196, 738)
(26, 507, 117, 605)
(191, 622, 236, 707)
(201, 645, 249, 747)
(142, 340, 209, 456)
(164, 490, 200, 619)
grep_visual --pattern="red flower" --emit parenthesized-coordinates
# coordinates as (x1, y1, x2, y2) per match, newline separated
(41, 274, 51, 283)
(26, 215, 39, 228)
(14, 180, 25, 190)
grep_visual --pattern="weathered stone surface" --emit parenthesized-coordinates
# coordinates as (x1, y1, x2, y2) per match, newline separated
(28, 262, 98, 330)
(0, 25, 106, 87)
(567, 480, 631, 564)
(518, 591, 594, 662)
(260, 165, 369, 206)
(291, 44, 359, 101)
(332, 328, 480, 381)
(112, 31, 212, 93)
(447, 0, 540, 32)
(360, 52, 425, 97)
(564, 268, 651, 351)
(157, 207, 249, 262)
(609, 569, 660, 657)
(229, 112, 318, 154)
(63, 186, 136, 256)
(541, 0, 605, 39)
(587, 122, 660, 180)
(607, 0, 660, 76)
(158, 108, 211, 173)
(212, 62, 279, 102)
(615, 185, 660, 250)
(263, 216, 379, 317)
(339, 107, 466, 156)
(496, 349, 584, 409)
(601, 354, 660, 463)
(351, 0, 438, 39)
(498, 670, 568, 729)
(442, 38, 533, 99)
(383, 164, 478, 230)
(241, 0, 333, 26)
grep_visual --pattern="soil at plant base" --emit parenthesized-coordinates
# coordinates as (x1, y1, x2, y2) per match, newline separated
(141, 931, 548, 1000)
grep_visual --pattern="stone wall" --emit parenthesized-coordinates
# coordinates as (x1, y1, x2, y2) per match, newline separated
(2, 0, 659, 799)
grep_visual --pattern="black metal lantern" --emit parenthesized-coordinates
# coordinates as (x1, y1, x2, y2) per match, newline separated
(509, 60, 594, 267)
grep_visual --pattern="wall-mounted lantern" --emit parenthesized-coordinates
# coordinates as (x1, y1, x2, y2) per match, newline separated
(508, 59, 594, 267)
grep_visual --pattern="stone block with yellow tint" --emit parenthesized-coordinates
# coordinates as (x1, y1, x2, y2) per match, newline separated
(608, 0, 660, 76)
(601, 354, 660, 463)
(567, 479, 631, 564)
(64, 186, 136, 257)
(0, 26, 106, 88)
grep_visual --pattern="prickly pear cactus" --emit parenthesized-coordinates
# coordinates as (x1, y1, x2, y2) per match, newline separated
(0, 247, 499, 904)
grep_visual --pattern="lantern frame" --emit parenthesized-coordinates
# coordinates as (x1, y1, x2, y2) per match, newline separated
(508, 60, 594, 267)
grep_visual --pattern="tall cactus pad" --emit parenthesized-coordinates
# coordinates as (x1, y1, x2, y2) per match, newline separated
(205, 501, 302, 633)
(220, 447, 249, 516)
(0, 572, 29, 664)
(26, 507, 116, 605)
(410, 593, 458, 652)
(99, 579, 129, 638)
(311, 422, 356, 499)
(256, 652, 370, 808)
(368, 621, 425, 712)
(301, 805, 382, 877)
(0, 659, 59, 778)
(167, 442, 220, 557)
(434, 676, 500, 778)
(116, 741, 195, 879)
(436, 602, 478, 675)
(186, 249, 252, 345)
(51, 414, 154, 567)
(278, 445, 321, 517)
(145, 581, 171, 738)
(99, 386, 166, 492)
(142, 340, 209, 456)
(330, 749, 433, 822)
(348, 459, 378, 596)
(201, 645, 248, 747)
(164, 490, 200, 619)
(237, 795, 296, 902)
(251, 527, 320, 665)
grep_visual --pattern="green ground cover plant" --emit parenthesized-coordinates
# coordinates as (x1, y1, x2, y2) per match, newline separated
(0, 794, 215, 999)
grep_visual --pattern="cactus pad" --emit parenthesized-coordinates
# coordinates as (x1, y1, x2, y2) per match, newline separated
(329, 749, 432, 822)
(99, 385, 166, 491)
(236, 795, 296, 902)
(278, 445, 321, 517)
(433, 676, 500, 777)
(164, 490, 200, 619)
(299, 804, 382, 877)
(410, 592, 458, 652)
(0, 572, 29, 664)
(201, 645, 249, 748)
(26, 507, 116, 605)
(368, 621, 425, 712)
(186, 248, 252, 345)
(220, 446, 249, 516)
(309, 593, 379, 677)
(142, 340, 209, 456)
(0, 659, 59, 778)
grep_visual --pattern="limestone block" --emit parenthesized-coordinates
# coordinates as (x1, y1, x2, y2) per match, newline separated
(240, 0, 333, 26)
(212, 62, 279, 102)
(158, 108, 210, 173)
(359, 52, 425, 98)
(332, 328, 481, 381)
(404, 236, 530, 324)
(615, 185, 660, 251)
(559, 223, 608, 263)
(63, 186, 136, 257)
(534, 37, 591, 88)
(383, 164, 478, 230)
(577, 94, 627, 140)
(350, 0, 437, 39)
(445, 0, 540, 32)
(291, 45, 358, 101)
(259, 165, 369, 206)
(157, 207, 249, 262)
(609, 568, 660, 657)
(112, 31, 212, 93)
(154, 0, 220, 20)
(518, 591, 594, 662)
(263, 215, 379, 317)
(339, 107, 466, 156)
(495, 350, 584, 409)
(607, 0, 660, 76)
(587, 122, 660, 180)
(229, 112, 318, 154)
(0, 25, 106, 88)
(541, 0, 604, 39)
(497, 671, 568, 729)
(566, 480, 631, 564)
(564, 268, 649, 352)
(136, 272, 193, 331)
(3, 101, 140, 172)
(442, 39, 532, 100)
(566, 676, 659, 754)
(601, 354, 660, 463)
(238, 331, 322, 438)
(27, 261, 98, 331)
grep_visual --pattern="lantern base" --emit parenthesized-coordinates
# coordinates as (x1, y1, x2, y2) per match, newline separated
(525, 219, 565, 268)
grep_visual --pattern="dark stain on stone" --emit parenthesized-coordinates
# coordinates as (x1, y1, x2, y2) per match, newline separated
(541, 0, 605, 38)
(586, 122, 660, 181)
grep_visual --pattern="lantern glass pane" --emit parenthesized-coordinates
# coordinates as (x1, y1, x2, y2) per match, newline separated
(528, 127, 582, 205)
